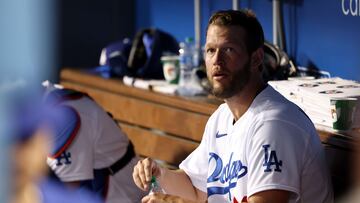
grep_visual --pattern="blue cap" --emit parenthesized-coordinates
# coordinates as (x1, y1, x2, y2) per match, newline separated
(94, 38, 132, 78)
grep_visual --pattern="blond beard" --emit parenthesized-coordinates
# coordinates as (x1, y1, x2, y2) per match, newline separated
(210, 61, 251, 99)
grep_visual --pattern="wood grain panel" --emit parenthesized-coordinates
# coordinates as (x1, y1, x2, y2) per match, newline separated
(61, 81, 207, 142)
(120, 123, 199, 166)
(60, 68, 356, 200)
(61, 68, 221, 115)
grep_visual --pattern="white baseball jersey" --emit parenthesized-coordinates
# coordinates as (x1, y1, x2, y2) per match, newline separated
(46, 92, 146, 203)
(180, 85, 333, 203)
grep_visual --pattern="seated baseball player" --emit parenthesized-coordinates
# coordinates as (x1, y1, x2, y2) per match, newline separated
(43, 82, 146, 203)
(9, 92, 102, 203)
(132, 9, 333, 203)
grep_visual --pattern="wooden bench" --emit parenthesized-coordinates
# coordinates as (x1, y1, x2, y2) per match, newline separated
(60, 68, 356, 200)
(60, 68, 221, 167)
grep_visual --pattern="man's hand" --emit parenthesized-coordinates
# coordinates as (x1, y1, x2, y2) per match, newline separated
(142, 193, 204, 203)
(248, 190, 289, 203)
(133, 158, 162, 191)
(133, 158, 207, 202)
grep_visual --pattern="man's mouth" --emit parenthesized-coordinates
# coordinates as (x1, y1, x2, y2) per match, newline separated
(212, 71, 227, 81)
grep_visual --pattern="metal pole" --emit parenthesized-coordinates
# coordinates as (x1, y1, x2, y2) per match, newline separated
(273, 0, 279, 47)
(194, 0, 201, 51)
(277, 1, 286, 51)
(273, 0, 285, 50)
(232, 0, 239, 10)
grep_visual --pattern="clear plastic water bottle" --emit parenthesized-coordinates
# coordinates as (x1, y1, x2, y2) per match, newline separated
(178, 37, 195, 96)
(148, 176, 165, 194)
(192, 44, 201, 69)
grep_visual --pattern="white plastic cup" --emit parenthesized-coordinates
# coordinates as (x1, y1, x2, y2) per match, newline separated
(161, 55, 180, 84)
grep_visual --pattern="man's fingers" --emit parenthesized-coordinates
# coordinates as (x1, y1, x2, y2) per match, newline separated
(133, 159, 148, 190)
(142, 194, 163, 203)
(132, 163, 143, 190)
(132, 158, 160, 191)
(139, 159, 149, 187)
(141, 195, 151, 203)
(142, 194, 181, 203)
(143, 158, 154, 182)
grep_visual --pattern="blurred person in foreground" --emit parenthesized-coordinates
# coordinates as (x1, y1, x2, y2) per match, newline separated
(9, 93, 102, 203)
(43, 82, 146, 203)
(132, 9, 333, 203)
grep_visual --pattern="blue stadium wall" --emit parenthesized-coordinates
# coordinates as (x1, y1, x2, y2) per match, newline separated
(135, 0, 360, 81)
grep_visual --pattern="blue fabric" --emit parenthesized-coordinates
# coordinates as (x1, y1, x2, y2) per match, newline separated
(47, 105, 80, 158)
(89, 66, 112, 79)
(78, 170, 109, 200)
(142, 33, 154, 58)
(39, 179, 103, 203)
(12, 99, 44, 142)
(44, 89, 82, 158)
(134, 28, 179, 79)
(97, 39, 132, 78)
(105, 39, 132, 66)
(93, 28, 179, 79)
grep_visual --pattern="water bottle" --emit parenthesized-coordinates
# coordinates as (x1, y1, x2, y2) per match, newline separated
(178, 37, 195, 95)
(148, 176, 165, 194)
(192, 44, 202, 69)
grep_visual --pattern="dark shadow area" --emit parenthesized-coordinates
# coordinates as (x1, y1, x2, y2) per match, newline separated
(323, 135, 355, 201)
(306, 61, 322, 77)
(59, 0, 135, 69)
(287, 0, 298, 61)
(295, 60, 330, 78)
(282, 0, 304, 6)
(135, 0, 151, 29)
(279, 0, 303, 60)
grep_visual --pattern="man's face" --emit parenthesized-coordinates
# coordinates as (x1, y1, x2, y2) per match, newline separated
(205, 25, 252, 99)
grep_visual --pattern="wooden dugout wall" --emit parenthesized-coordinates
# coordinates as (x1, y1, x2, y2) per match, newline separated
(60, 68, 355, 200)
(60, 68, 221, 166)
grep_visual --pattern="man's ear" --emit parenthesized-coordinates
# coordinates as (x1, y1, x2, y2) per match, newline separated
(250, 47, 264, 71)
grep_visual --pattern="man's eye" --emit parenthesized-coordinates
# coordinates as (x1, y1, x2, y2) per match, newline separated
(206, 48, 215, 54)
(224, 47, 234, 53)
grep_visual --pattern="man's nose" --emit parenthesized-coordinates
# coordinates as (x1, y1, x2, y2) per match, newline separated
(213, 49, 225, 66)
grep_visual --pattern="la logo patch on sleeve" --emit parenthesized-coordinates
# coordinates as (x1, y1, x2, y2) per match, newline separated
(262, 144, 282, 172)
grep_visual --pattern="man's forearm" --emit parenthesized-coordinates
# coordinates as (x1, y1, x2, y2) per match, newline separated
(158, 168, 206, 202)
